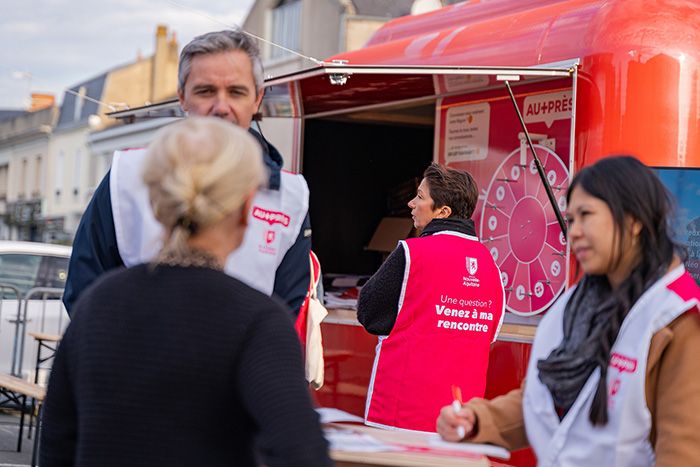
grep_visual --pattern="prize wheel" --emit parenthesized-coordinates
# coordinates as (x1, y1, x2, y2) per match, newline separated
(479, 145, 569, 316)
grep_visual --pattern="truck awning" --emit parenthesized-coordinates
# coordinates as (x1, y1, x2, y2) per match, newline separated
(261, 61, 577, 119)
(262, 60, 578, 236)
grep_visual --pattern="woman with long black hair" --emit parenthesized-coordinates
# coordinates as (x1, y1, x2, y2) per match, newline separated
(437, 156, 700, 466)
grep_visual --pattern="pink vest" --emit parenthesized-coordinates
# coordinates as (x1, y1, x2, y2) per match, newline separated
(365, 231, 505, 432)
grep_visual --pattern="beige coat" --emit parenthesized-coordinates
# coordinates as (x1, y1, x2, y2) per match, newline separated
(467, 311, 700, 466)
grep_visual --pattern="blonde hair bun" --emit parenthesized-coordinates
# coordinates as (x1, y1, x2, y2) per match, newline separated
(142, 117, 265, 257)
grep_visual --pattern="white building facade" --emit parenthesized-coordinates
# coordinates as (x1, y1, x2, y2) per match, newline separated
(0, 107, 56, 242)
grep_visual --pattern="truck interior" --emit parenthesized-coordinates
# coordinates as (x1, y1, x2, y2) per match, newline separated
(302, 104, 434, 275)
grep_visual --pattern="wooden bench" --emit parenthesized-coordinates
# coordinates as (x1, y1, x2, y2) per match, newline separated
(27, 331, 61, 345)
(0, 374, 45, 401)
(0, 368, 46, 466)
(27, 331, 61, 385)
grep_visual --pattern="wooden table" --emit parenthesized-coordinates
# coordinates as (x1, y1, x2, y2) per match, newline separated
(329, 423, 490, 467)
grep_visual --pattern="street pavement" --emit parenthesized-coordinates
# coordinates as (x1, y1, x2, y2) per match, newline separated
(0, 411, 36, 466)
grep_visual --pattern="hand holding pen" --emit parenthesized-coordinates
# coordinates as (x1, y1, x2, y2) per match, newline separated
(436, 385, 477, 442)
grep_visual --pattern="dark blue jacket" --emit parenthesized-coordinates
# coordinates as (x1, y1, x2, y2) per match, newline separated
(63, 129, 311, 317)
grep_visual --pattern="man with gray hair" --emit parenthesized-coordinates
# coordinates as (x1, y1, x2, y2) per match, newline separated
(64, 30, 312, 317)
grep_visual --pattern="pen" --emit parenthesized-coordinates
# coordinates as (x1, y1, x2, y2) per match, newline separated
(451, 385, 466, 440)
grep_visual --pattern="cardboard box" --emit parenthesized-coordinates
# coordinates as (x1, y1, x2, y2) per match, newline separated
(366, 217, 415, 253)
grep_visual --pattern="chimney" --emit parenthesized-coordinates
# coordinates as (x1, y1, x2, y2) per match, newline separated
(156, 24, 167, 37)
(29, 93, 55, 112)
(151, 25, 179, 102)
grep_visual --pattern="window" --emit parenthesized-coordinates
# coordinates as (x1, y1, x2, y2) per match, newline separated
(0, 165, 8, 200)
(34, 155, 42, 197)
(270, 0, 301, 60)
(36, 256, 69, 290)
(0, 254, 42, 298)
(55, 150, 64, 198)
(73, 86, 86, 122)
(73, 149, 82, 196)
(88, 151, 98, 193)
(19, 159, 27, 198)
(0, 254, 69, 299)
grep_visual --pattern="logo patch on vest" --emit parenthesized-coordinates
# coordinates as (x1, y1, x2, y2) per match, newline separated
(610, 352, 638, 373)
(466, 256, 478, 275)
(607, 352, 636, 412)
(258, 229, 278, 255)
(253, 207, 290, 227)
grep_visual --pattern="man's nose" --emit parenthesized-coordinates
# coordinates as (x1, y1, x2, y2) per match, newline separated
(211, 94, 231, 117)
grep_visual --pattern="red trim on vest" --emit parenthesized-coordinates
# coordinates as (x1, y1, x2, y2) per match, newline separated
(365, 233, 505, 432)
(666, 271, 700, 303)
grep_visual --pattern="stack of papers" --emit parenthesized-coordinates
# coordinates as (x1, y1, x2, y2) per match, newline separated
(316, 407, 364, 424)
(322, 274, 371, 310)
(324, 291, 359, 309)
(324, 427, 404, 453)
(319, 408, 511, 460)
(426, 434, 510, 459)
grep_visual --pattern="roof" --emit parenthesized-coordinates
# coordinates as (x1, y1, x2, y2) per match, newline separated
(56, 73, 108, 130)
(0, 110, 28, 122)
(0, 241, 71, 257)
(351, 0, 413, 18)
(0, 107, 56, 144)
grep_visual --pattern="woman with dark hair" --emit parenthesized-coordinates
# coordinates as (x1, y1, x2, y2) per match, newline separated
(437, 156, 700, 466)
(358, 163, 505, 432)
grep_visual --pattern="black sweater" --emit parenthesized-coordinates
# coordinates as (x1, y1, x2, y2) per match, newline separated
(41, 264, 331, 467)
(357, 218, 477, 335)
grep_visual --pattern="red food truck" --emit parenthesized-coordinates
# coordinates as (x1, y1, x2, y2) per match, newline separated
(258, 0, 700, 464)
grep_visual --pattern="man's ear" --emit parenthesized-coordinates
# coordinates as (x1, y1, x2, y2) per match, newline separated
(254, 88, 265, 112)
(178, 89, 187, 112)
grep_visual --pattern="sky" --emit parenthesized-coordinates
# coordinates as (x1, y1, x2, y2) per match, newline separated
(0, 0, 256, 109)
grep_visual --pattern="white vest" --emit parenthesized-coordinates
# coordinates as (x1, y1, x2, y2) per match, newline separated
(110, 148, 309, 295)
(523, 265, 699, 467)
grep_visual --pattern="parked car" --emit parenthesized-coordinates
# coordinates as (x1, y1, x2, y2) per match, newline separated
(0, 241, 71, 382)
